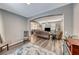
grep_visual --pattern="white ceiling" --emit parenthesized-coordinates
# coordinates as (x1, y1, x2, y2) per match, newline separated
(0, 3, 69, 18)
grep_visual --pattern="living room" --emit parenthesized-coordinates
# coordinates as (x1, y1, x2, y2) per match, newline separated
(0, 3, 79, 55)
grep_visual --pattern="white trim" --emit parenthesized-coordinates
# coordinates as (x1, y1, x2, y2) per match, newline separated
(9, 40, 23, 47)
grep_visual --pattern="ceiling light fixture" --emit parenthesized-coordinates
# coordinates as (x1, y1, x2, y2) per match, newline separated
(26, 2, 31, 5)
(26, 0, 31, 5)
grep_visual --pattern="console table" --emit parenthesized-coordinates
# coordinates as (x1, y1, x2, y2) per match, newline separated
(66, 39, 79, 55)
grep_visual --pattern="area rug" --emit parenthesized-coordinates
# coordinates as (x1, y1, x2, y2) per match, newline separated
(9, 43, 55, 55)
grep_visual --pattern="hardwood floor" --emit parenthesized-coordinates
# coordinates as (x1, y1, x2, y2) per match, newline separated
(0, 41, 29, 55)
(0, 39, 63, 55)
(33, 39, 63, 55)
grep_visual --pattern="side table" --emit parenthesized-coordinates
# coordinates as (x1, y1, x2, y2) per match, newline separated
(0, 42, 9, 52)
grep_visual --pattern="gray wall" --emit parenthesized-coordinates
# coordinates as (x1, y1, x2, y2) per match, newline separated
(64, 4, 73, 35)
(30, 4, 73, 36)
(0, 10, 5, 41)
(1, 10, 28, 45)
(73, 4, 79, 38)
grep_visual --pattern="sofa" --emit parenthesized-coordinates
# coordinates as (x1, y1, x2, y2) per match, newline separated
(31, 30, 50, 43)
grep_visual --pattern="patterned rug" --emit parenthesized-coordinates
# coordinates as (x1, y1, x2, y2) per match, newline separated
(8, 43, 55, 55)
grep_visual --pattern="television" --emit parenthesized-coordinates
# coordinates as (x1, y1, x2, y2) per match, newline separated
(45, 28, 50, 32)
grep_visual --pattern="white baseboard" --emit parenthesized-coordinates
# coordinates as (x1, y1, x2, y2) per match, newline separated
(9, 40, 24, 47)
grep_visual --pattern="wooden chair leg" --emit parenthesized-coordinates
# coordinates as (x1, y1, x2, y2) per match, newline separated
(0, 47, 2, 52)
(0, 48, 1, 52)
(7, 44, 9, 51)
